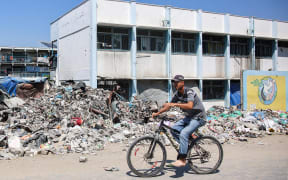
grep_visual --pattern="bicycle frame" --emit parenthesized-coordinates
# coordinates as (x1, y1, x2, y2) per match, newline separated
(153, 118, 203, 153)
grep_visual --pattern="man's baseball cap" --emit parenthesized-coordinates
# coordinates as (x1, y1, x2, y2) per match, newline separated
(172, 75, 184, 82)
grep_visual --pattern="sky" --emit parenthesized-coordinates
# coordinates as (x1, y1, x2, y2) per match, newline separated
(0, 0, 287, 47)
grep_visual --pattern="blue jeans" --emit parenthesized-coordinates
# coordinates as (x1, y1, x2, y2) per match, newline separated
(170, 117, 206, 159)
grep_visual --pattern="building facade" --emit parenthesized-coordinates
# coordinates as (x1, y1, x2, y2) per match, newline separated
(0, 47, 57, 80)
(50, 0, 288, 107)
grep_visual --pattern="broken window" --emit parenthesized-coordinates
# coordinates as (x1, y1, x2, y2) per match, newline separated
(278, 41, 288, 57)
(97, 26, 129, 50)
(230, 37, 249, 57)
(203, 80, 225, 100)
(172, 32, 196, 54)
(137, 29, 165, 52)
(255, 39, 273, 57)
(203, 35, 225, 56)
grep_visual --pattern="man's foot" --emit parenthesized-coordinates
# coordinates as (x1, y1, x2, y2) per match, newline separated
(171, 159, 186, 167)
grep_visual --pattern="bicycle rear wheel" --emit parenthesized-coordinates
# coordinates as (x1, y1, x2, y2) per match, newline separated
(187, 136, 223, 174)
(127, 136, 167, 177)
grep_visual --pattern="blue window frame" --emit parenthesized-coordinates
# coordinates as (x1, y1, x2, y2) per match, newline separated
(230, 37, 249, 57)
(172, 32, 196, 54)
(203, 35, 225, 56)
(137, 29, 165, 52)
(97, 26, 129, 50)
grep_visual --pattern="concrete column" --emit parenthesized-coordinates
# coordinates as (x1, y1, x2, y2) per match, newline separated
(225, 80, 231, 108)
(272, 21, 278, 71)
(130, 1, 137, 99)
(90, 0, 97, 88)
(273, 40, 278, 71)
(56, 39, 60, 86)
(165, 6, 172, 101)
(197, 10, 203, 99)
(224, 35, 231, 108)
(249, 17, 255, 70)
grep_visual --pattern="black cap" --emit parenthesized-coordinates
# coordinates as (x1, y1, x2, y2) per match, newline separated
(172, 75, 184, 82)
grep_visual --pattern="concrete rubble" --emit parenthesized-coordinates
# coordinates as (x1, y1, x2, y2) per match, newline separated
(0, 82, 287, 160)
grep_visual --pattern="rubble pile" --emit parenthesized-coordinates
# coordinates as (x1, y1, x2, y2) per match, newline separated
(0, 83, 287, 160)
(199, 106, 288, 143)
(0, 83, 157, 160)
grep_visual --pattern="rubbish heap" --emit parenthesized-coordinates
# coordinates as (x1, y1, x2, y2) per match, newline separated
(0, 82, 287, 160)
(0, 83, 157, 160)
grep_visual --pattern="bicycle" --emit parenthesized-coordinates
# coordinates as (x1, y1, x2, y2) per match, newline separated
(127, 116, 223, 177)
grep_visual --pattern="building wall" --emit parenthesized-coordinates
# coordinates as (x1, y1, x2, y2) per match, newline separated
(230, 57, 250, 78)
(171, 54, 197, 78)
(97, 0, 130, 25)
(136, 4, 166, 28)
(57, 1, 91, 40)
(58, 27, 91, 81)
(170, 8, 197, 31)
(254, 19, 273, 38)
(278, 22, 288, 39)
(202, 12, 224, 33)
(97, 51, 131, 78)
(229, 15, 250, 36)
(256, 58, 273, 71)
(278, 57, 288, 71)
(202, 56, 225, 78)
(136, 53, 166, 79)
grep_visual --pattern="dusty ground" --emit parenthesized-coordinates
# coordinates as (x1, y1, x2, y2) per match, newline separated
(0, 135, 287, 180)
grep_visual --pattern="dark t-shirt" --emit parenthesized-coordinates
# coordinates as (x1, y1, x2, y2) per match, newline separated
(171, 87, 206, 120)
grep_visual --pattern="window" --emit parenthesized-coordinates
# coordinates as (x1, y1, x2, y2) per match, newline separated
(278, 41, 288, 57)
(255, 40, 273, 57)
(172, 32, 196, 54)
(97, 26, 129, 50)
(137, 29, 165, 52)
(203, 35, 225, 56)
(230, 37, 249, 56)
(203, 80, 225, 100)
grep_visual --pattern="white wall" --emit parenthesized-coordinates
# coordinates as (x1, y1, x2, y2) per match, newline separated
(202, 56, 225, 78)
(97, 51, 131, 78)
(170, 8, 197, 31)
(257, 58, 273, 71)
(58, 1, 90, 39)
(136, 4, 166, 28)
(254, 19, 273, 38)
(50, 21, 59, 41)
(136, 53, 166, 78)
(278, 22, 288, 40)
(58, 27, 91, 81)
(230, 57, 250, 78)
(277, 57, 288, 71)
(171, 54, 197, 78)
(230, 16, 250, 36)
(97, 0, 130, 25)
(203, 101, 225, 110)
(202, 12, 224, 33)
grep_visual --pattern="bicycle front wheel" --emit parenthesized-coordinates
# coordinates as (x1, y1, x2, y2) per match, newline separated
(127, 136, 167, 177)
(187, 136, 223, 174)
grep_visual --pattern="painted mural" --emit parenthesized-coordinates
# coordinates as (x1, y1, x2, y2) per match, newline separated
(243, 71, 288, 111)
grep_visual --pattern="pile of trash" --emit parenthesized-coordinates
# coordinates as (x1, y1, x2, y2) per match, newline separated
(199, 106, 288, 143)
(0, 82, 287, 160)
(0, 82, 157, 160)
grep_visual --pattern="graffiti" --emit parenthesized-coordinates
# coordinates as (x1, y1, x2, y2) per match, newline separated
(251, 77, 277, 105)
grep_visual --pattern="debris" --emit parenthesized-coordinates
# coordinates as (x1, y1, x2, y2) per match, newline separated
(79, 156, 88, 163)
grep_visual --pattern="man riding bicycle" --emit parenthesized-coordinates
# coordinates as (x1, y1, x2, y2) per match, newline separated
(152, 75, 207, 167)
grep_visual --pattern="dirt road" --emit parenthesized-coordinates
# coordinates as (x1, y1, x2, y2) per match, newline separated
(1, 135, 287, 180)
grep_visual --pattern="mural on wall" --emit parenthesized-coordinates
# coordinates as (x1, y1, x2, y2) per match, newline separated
(243, 71, 288, 111)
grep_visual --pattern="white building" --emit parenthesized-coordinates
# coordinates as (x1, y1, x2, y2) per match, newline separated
(50, 0, 288, 107)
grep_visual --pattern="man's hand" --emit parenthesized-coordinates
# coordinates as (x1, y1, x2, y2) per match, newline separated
(165, 103, 176, 107)
(152, 112, 159, 119)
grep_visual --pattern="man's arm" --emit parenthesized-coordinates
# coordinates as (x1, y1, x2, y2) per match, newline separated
(152, 103, 171, 118)
(169, 101, 194, 110)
